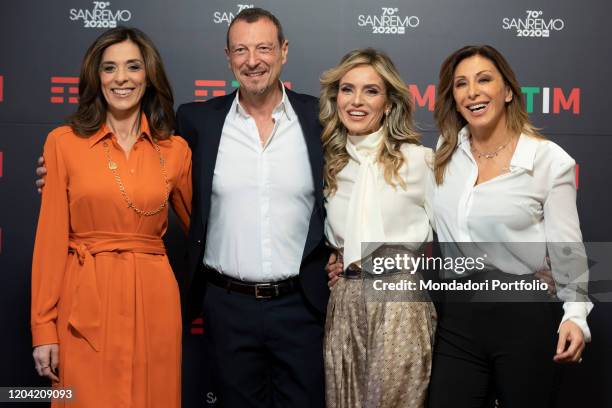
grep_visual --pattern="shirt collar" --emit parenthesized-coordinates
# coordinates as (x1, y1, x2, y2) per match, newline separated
(346, 127, 384, 164)
(510, 132, 538, 171)
(457, 126, 472, 155)
(88, 112, 154, 148)
(347, 127, 384, 151)
(231, 81, 292, 121)
(457, 125, 537, 171)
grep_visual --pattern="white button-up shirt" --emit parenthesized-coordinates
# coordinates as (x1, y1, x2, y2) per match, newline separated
(432, 126, 592, 340)
(203, 86, 315, 282)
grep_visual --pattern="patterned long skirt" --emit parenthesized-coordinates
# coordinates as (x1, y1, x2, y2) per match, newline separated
(324, 272, 436, 408)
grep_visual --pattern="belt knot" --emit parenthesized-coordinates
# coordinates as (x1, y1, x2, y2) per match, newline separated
(66, 231, 167, 352)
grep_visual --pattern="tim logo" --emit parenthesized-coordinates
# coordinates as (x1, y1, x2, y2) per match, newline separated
(51, 77, 79, 104)
(194, 80, 230, 102)
(408, 84, 435, 112)
(0, 75, 3, 102)
(521, 86, 580, 114)
(191, 317, 204, 335)
(502, 10, 565, 38)
(194, 79, 292, 102)
(213, 4, 254, 25)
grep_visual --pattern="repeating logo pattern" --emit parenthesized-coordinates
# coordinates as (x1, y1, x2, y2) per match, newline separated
(358, 7, 420, 35)
(193, 80, 292, 102)
(69, 1, 132, 29)
(521, 86, 580, 114)
(191, 317, 203, 335)
(409, 84, 435, 111)
(213, 4, 254, 25)
(50, 77, 79, 104)
(502, 10, 565, 38)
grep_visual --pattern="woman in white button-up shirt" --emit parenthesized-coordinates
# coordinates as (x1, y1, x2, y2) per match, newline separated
(427, 45, 591, 408)
(321, 48, 436, 408)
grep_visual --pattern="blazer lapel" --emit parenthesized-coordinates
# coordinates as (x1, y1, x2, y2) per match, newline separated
(287, 89, 323, 209)
(286, 90, 325, 261)
(199, 92, 236, 229)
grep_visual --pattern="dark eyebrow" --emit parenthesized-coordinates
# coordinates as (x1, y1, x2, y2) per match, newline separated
(453, 70, 493, 81)
(100, 59, 143, 65)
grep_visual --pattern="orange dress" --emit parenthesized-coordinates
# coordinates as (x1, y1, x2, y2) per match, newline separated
(31, 116, 192, 408)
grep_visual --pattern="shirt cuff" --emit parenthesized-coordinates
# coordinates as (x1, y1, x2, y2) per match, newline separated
(31, 322, 59, 347)
(558, 301, 593, 342)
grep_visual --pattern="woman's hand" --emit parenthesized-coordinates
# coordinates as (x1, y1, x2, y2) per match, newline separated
(33, 344, 60, 382)
(36, 156, 47, 193)
(553, 320, 585, 363)
(534, 256, 556, 296)
(326, 252, 344, 288)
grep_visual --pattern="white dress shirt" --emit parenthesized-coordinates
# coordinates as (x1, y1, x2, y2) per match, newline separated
(432, 126, 593, 340)
(325, 128, 433, 268)
(203, 86, 315, 282)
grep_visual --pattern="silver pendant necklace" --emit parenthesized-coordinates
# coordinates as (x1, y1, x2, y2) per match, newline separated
(470, 137, 512, 159)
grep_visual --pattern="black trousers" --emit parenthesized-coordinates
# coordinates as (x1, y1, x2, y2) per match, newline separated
(428, 301, 562, 408)
(202, 282, 325, 408)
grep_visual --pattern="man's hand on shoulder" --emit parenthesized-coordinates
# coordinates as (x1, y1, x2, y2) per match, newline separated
(36, 156, 47, 193)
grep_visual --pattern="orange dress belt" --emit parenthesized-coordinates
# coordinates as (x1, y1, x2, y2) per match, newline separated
(67, 231, 166, 351)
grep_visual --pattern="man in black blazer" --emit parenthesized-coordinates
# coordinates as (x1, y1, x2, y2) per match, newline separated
(177, 8, 329, 408)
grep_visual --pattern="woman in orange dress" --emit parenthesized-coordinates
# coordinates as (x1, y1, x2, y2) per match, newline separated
(31, 27, 191, 407)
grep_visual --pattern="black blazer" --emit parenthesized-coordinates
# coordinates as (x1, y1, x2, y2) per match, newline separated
(176, 88, 329, 321)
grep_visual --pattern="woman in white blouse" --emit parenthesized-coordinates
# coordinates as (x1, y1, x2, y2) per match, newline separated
(427, 44, 591, 408)
(320, 48, 436, 408)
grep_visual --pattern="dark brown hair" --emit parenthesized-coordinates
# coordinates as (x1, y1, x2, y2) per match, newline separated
(226, 7, 285, 48)
(68, 26, 175, 139)
(434, 44, 543, 184)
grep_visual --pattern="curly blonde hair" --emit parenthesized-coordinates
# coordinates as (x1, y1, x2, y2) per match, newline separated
(320, 48, 420, 195)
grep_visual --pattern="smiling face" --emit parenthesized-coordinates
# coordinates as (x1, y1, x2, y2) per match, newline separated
(226, 18, 288, 97)
(99, 40, 146, 117)
(452, 55, 513, 133)
(336, 64, 389, 136)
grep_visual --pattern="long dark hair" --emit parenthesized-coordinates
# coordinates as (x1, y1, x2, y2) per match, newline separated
(434, 44, 543, 184)
(68, 26, 175, 139)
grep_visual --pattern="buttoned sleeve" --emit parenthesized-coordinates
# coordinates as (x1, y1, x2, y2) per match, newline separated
(31, 128, 70, 347)
(170, 136, 192, 234)
(542, 145, 593, 341)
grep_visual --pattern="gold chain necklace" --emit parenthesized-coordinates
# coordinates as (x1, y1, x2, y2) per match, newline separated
(102, 138, 170, 216)
(470, 137, 513, 159)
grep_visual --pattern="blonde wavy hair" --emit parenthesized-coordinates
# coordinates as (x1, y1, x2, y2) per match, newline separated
(434, 44, 544, 184)
(320, 48, 420, 195)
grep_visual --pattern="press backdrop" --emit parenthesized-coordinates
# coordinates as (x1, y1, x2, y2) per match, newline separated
(1, 1, 611, 406)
